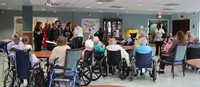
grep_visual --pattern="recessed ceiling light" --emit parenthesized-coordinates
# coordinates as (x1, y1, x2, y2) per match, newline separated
(0, 3, 6, 5)
(137, 4, 141, 6)
(99, 10, 103, 12)
(72, 9, 76, 11)
(97, 2, 102, 4)
(86, 6, 91, 8)
(41, 9, 46, 11)
(125, 11, 128, 13)
(8, 7, 12, 10)
(120, 8, 124, 10)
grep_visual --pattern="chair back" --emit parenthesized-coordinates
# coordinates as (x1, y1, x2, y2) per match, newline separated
(65, 49, 82, 69)
(107, 50, 121, 65)
(186, 47, 200, 60)
(135, 52, 152, 68)
(14, 49, 31, 79)
(174, 45, 187, 61)
(83, 50, 93, 66)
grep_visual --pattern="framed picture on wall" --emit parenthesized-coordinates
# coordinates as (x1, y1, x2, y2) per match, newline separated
(81, 18, 100, 34)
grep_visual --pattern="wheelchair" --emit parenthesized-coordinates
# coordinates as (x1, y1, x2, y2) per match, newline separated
(83, 50, 102, 81)
(130, 52, 157, 82)
(4, 49, 45, 87)
(48, 49, 92, 87)
(101, 50, 129, 80)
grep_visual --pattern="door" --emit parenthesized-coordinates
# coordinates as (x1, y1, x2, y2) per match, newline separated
(172, 19, 190, 35)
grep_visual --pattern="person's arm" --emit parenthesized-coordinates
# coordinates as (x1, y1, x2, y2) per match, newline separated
(49, 48, 57, 64)
(70, 29, 77, 41)
(95, 45, 105, 53)
(168, 40, 177, 54)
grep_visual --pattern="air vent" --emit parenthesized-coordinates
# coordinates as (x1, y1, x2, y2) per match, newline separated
(97, 0, 114, 2)
(164, 3, 179, 6)
(162, 8, 173, 10)
(110, 6, 123, 8)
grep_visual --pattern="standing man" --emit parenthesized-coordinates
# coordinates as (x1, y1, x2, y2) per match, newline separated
(154, 24, 165, 56)
(69, 22, 83, 49)
(55, 20, 63, 36)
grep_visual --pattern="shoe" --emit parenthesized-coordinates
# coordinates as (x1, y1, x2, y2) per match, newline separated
(157, 71, 165, 74)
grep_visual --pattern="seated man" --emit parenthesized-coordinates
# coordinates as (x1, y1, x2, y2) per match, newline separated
(7, 33, 24, 56)
(93, 36, 105, 54)
(121, 34, 134, 46)
(188, 37, 200, 48)
(106, 38, 130, 66)
(133, 38, 153, 56)
(49, 36, 71, 73)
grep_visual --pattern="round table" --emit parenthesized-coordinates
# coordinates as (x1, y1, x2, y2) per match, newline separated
(187, 59, 200, 68)
(32, 51, 51, 58)
(122, 45, 135, 51)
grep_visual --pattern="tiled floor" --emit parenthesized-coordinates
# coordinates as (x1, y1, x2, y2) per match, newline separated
(0, 46, 200, 87)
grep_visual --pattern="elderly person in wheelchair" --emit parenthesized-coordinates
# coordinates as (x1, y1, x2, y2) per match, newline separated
(130, 38, 156, 81)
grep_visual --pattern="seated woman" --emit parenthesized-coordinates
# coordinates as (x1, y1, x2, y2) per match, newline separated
(93, 36, 105, 54)
(49, 36, 71, 73)
(106, 38, 130, 66)
(133, 38, 153, 57)
(80, 40, 95, 65)
(161, 38, 174, 54)
(121, 34, 134, 46)
(159, 31, 187, 73)
(188, 37, 200, 48)
(22, 36, 40, 67)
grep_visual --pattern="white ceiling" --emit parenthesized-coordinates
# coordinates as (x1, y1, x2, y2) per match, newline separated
(1, 0, 200, 14)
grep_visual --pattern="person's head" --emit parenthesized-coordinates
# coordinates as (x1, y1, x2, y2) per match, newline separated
(126, 34, 131, 39)
(12, 33, 20, 44)
(138, 38, 148, 45)
(140, 32, 146, 38)
(98, 27, 102, 32)
(168, 33, 172, 37)
(157, 24, 161, 29)
(193, 37, 199, 44)
(55, 20, 61, 27)
(108, 38, 117, 45)
(85, 40, 94, 49)
(56, 36, 66, 46)
(22, 36, 29, 44)
(69, 22, 77, 29)
(52, 23, 57, 29)
(35, 22, 42, 30)
(186, 31, 191, 35)
(93, 36, 100, 44)
(65, 22, 71, 30)
(176, 31, 186, 44)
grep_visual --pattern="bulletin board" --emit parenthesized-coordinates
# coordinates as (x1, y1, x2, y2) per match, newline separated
(81, 19, 100, 34)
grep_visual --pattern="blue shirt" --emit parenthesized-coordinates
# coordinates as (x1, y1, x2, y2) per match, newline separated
(133, 45, 153, 57)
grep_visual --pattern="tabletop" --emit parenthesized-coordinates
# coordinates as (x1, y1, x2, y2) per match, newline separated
(186, 59, 200, 68)
(122, 45, 135, 51)
(32, 51, 52, 58)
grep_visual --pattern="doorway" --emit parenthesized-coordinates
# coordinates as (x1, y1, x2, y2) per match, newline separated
(172, 19, 190, 35)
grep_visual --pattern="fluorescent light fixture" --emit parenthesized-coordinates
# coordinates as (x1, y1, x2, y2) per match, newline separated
(99, 10, 103, 12)
(125, 11, 128, 13)
(72, 9, 76, 11)
(41, 9, 46, 11)
(0, 3, 6, 5)
(97, 2, 102, 4)
(137, 4, 141, 6)
(120, 8, 124, 10)
(8, 7, 12, 9)
(86, 6, 91, 8)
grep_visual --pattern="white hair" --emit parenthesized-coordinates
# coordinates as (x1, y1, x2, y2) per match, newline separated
(138, 37, 148, 45)
(85, 40, 94, 49)
(109, 38, 116, 45)
(93, 36, 99, 44)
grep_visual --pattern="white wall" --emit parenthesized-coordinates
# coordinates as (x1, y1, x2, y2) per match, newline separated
(171, 12, 200, 38)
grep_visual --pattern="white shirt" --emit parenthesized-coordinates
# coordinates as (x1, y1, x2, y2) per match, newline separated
(106, 44, 130, 66)
(49, 45, 71, 73)
(7, 41, 24, 56)
(154, 28, 165, 41)
(74, 26, 83, 37)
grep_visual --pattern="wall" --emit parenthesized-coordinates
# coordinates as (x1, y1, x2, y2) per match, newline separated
(0, 10, 171, 39)
(171, 12, 200, 37)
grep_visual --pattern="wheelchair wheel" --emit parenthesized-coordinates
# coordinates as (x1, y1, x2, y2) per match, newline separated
(4, 68, 16, 87)
(29, 68, 45, 87)
(91, 59, 102, 81)
(101, 57, 108, 77)
(131, 62, 138, 77)
(153, 60, 157, 82)
(77, 62, 92, 86)
(118, 58, 127, 80)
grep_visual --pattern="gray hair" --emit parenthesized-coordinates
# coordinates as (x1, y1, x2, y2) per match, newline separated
(193, 37, 199, 44)
(85, 40, 94, 49)
(138, 37, 148, 45)
(93, 36, 99, 44)
(109, 38, 116, 45)
(22, 36, 29, 43)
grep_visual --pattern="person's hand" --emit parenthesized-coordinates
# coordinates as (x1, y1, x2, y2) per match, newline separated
(69, 38, 73, 41)
(102, 45, 105, 48)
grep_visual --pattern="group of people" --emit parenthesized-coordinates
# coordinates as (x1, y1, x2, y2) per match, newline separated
(33, 20, 84, 51)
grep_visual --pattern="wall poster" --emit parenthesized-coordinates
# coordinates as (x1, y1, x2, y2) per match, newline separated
(81, 18, 100, 34)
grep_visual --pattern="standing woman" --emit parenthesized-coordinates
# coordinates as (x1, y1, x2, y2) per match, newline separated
(154, 24, 165, 56)
(33, 22, 43, 51)
(63, 22, 73, 42)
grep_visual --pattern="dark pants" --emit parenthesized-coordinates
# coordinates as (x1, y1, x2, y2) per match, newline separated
(72, 37, 83, 49)
(34, 39, 42, 51)
(159, 55, 173, 69)
(155, 41, 163, 55)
